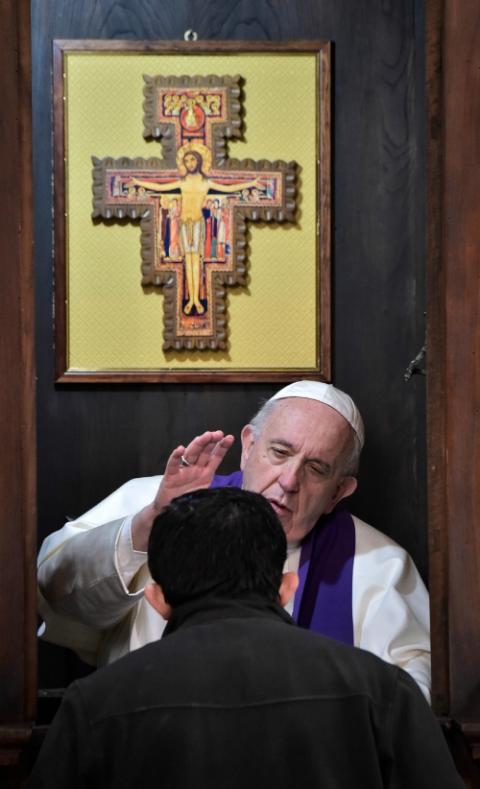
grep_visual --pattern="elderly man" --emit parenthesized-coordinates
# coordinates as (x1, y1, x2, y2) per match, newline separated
(37, 381, 431, 699)
(30, 489, 458, 789)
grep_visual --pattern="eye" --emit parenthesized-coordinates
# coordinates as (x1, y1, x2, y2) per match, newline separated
(270, 446, 289, 458)
(308, 463, 328, 477)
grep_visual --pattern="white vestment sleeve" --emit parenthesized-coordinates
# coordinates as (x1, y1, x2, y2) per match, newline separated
(115, 516, 148, 589)
(352, 516, 431, 702)
(37, 476, 162, 657)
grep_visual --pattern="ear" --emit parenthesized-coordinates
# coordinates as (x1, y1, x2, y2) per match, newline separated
(324, 476, 358, 514)
(240, 424, 255, 470)
(278, 571, 299, 608)
(144, 582, 172, 621)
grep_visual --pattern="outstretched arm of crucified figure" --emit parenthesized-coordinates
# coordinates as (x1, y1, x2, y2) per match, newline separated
(129, 177, 183, 193)
(210, 177, 262, 194)
(131, 430, 235, 551)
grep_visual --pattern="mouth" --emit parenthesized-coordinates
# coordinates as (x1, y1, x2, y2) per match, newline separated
(267, 498, 291, 519)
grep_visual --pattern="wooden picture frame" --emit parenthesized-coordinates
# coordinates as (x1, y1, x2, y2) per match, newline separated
(53, 40, 331, 383)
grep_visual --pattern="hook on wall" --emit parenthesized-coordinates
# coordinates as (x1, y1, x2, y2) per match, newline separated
(404, 345, 426, 382)
(184, 30, 198, 42)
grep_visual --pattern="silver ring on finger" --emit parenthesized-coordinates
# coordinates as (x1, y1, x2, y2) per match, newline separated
(180, 454, 193, 467)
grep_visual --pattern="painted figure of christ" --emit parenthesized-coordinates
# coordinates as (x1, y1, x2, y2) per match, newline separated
(131, 145, 260, 316)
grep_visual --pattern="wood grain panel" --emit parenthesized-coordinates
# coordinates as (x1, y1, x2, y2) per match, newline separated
(427, 0, 480, 767)
(442, 0, 480, 722)
(0, 0, 36, 768)
(426, 0, 449, 716)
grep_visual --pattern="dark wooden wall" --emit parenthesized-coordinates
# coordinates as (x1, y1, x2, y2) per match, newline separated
(0, 0, 36, 775)
(32, 0, 427, 688)
(426, 0, 480, 775)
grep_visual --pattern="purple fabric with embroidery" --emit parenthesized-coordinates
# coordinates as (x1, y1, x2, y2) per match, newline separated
(210, 471, 355, 645)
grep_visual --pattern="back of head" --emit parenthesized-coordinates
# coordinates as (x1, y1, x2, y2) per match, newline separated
(148, 487, 287, 606)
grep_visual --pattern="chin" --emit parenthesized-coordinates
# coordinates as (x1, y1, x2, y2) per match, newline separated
(280, 518, 295, 538)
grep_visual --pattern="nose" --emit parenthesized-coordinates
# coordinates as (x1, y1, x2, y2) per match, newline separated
(278, 459, 302, 493)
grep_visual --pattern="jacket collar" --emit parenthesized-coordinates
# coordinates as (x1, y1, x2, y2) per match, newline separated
(163, 593, 293, 638)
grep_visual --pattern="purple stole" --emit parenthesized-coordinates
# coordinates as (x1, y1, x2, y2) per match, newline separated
(210, 471, 355, 645)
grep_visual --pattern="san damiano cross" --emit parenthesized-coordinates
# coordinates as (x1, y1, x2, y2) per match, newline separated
(92, 75, 298, 350)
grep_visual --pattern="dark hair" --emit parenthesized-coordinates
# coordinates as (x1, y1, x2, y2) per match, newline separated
(148, 487, 286, 606)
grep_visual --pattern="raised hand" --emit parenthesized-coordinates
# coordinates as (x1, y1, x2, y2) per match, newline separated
(154, 431, 235, 510)
(132, 431, 234, 551)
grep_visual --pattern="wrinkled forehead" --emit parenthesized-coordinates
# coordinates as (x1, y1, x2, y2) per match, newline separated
(263, 397, 354, 448)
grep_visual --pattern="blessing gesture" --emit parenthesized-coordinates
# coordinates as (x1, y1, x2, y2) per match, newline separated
(132, 431, 234, 551)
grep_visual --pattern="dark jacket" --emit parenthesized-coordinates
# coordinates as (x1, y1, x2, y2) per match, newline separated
(28, 595, 462, 788)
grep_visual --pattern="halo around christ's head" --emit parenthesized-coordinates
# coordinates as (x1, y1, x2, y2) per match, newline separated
(176, 141, 212, 176)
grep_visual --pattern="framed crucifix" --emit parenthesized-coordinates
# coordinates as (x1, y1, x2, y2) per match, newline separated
(53, 40, 331, 383)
